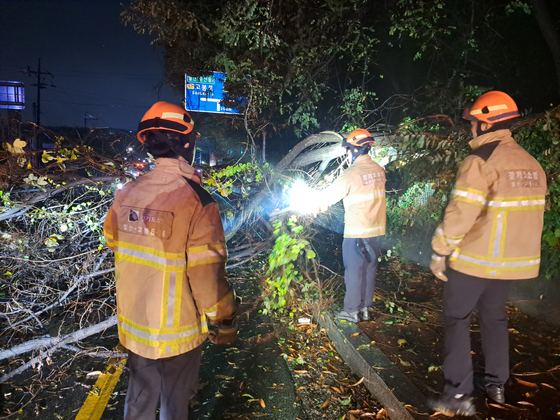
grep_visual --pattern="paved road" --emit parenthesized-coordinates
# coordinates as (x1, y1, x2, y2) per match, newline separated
(1, 269, 304, 420)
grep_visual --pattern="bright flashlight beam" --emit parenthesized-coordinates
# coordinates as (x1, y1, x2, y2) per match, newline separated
(288, 180, 322, 214)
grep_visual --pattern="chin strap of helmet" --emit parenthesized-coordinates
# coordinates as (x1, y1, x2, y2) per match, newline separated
(152, 130, 193, 164)
(348, 145, 370, 164)
(474, 121, 508, 137)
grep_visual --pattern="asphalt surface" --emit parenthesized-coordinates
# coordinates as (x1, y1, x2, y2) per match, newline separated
(191, 302, 304, 419)
(0, 267, 304, 420)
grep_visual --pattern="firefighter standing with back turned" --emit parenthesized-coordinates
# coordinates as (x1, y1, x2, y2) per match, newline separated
(428, 91, 546, 416)
(319, 129, 387, 323)
(103, 102, 238, 420)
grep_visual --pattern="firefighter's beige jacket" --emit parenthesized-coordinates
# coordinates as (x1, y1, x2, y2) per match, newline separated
(104, 158, 236, 359)
(432, 129, 546, 280)
(322, 154, 386, 238)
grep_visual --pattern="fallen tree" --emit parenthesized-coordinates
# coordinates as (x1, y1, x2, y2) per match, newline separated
(12, 113, 557, 382)
(0, 317, 119, 384)
(0, 128, 357, 381)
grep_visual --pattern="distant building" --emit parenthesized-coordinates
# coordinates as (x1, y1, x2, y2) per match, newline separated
(0, 80, 25, 142)
(0, 80, 25, 110)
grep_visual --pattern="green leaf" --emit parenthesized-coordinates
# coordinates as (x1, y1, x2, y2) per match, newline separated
(340, 396, 352, 406)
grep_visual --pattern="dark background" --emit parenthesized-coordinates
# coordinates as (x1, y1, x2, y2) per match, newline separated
(0, 0, 181, 131)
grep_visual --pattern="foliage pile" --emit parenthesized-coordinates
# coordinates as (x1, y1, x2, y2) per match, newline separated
(262, 217, 319, 316)
(381, 107, 560, 278)
(0, 127, 347, 374)
(0, 129, 130, 357)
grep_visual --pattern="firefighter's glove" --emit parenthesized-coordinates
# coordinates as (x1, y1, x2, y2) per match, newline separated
(208, 317, 238, 346)
(430, 253, 448, 282)
(208, 295, 241, 327)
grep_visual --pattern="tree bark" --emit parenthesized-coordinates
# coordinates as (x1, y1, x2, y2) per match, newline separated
(0, 316, 117, 363)
(290, 144, 345, 168)
(531, 0, 560, 94)
(224, 131, 344, 241)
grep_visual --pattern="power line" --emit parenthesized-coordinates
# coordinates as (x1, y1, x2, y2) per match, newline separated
(50, 73, 159, 81)
(42, 88, 151, 108)
(56, 86, 137, 104)
(48, 69, 162, 77)
(40, 99, 152, 108)
(0, 51, 26, 69)
(43, 90, 78, 115)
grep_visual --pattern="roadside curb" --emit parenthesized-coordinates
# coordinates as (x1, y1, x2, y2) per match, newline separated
(511, 300, 560, 327)
(317, 313, 428, 420)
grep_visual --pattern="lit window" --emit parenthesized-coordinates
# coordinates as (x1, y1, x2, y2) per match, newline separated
(0, 81, 25, 110)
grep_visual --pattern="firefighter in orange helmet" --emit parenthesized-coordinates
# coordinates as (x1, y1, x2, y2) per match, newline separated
(319, 128, 387, 323)
(104, 101, 238, 420)
(428, 92, 546, 416)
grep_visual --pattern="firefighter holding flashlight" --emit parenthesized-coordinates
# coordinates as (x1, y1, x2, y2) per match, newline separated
(318, 129, 386, 323)
(428, 91, 546, 416)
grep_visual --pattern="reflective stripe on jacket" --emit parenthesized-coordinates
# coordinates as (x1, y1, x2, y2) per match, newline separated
(104, 158, 236, 359)
(323, 154, 386, 238)
(432, 129, 546, 280)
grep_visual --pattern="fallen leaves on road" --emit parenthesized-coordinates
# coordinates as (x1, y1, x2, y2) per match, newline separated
(360, 257, 560, 420)
(328, 362, 339, 372)
(215, 375, 235, 380)
(279, 317, 383, 420)
(516, 378, 538, 388)
(399, 358, 411, 367)
(348, 377, 364, 387)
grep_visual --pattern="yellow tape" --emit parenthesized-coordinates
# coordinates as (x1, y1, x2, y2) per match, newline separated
(75, 358, 127, 420)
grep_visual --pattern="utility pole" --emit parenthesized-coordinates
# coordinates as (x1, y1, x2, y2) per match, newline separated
(23, 58, 54, 158)
(25, 58, 54, 128)
(37, 59, 41, 127)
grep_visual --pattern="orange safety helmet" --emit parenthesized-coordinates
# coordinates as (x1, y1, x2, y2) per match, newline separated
(463, 91, 519, 124)
(137, 101, 194, 143)
(342, 128, 375, 148)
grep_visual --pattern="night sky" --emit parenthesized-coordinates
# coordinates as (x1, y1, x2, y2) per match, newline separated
(0, 0, 181, 130)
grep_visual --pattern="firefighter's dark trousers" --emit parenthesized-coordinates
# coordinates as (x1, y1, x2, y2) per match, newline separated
(343, 237, 382, 314)
(124, 345, 203, 420)
(443, 268, 511, 397)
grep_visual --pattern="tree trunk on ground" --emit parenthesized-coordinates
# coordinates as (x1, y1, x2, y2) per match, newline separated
(224, 131, 344, 241)
(0, 317, 118, 383)
(0, 317, 117, 363)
